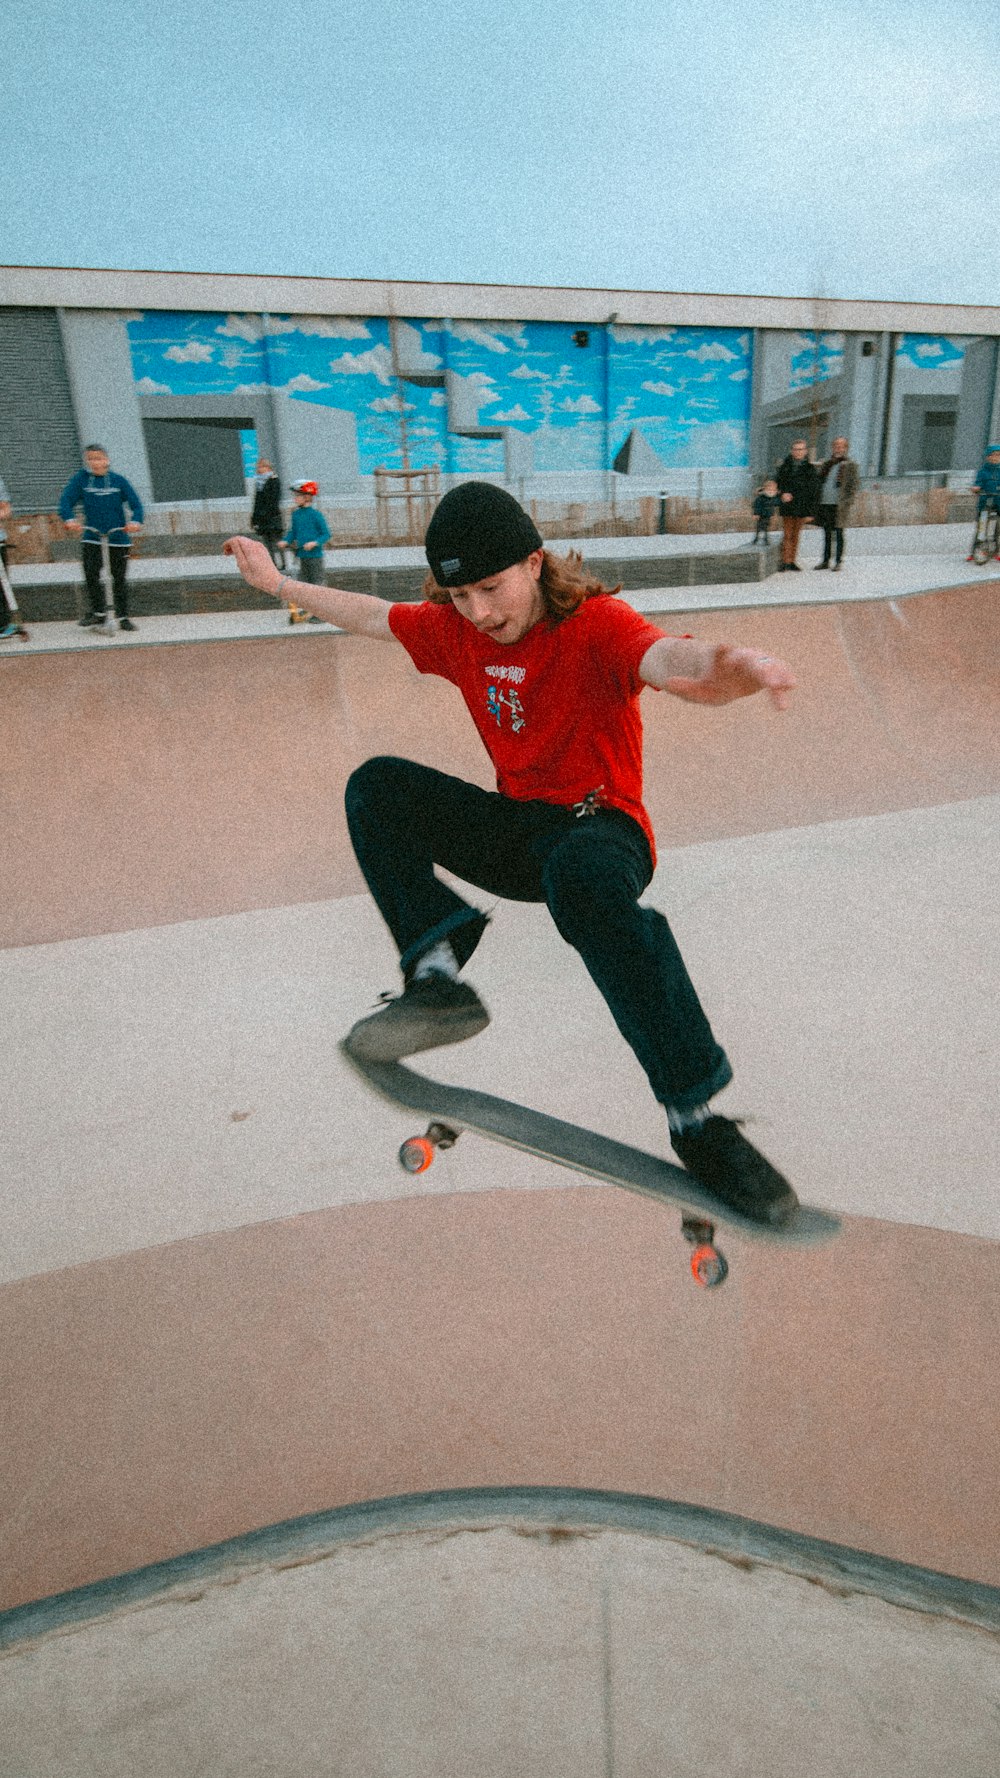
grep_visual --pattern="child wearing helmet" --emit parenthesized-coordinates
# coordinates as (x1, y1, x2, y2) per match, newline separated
(224, 482, 801, 1229)
(282, 480, 331, 619)
(967, 447, 1000, 562)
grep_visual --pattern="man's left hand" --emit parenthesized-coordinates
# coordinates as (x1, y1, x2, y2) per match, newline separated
(665, 644, 796, 711)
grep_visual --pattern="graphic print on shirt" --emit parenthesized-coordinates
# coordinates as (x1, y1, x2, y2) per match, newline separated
(485, 663, 526, 733)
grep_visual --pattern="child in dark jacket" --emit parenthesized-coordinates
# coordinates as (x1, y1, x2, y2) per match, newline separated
(751, 479, 780, 544)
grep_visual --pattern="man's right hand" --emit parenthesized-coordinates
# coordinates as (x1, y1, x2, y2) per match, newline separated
(63, 519, 83, 533)
(224, 535, 286, 597)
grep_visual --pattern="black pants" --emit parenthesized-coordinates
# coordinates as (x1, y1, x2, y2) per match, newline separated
(344, 756, 733, 1114)
(254, 530, 285, 567)
(819, 505, 844, 566)
(82, 541, 130, 616)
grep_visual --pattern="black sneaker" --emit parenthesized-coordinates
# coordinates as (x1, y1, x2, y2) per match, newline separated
(344, 971, 490, 1062)
(119, 616, 136, 632)
(670, 1116, 799, 1227)
(79, 611, 105, 628)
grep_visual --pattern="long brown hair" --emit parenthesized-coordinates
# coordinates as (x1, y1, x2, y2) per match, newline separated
(422, 549, 622, 622)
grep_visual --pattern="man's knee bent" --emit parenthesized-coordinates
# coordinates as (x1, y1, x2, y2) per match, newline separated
(541, 843, 637, 937)
(344, 755, 411, 819)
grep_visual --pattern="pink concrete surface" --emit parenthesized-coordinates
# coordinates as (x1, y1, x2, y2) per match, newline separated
(3, 579, 999, 1617)
(3, 581, 999, 950)
(2, 1188, 998, 1613)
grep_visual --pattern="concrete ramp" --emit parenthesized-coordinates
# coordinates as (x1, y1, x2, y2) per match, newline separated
(2, 579, 1000, 948)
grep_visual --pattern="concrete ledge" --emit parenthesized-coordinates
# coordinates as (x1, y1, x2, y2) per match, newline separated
(4, 1487, 999, 1651)
(11, 542, 781, 621)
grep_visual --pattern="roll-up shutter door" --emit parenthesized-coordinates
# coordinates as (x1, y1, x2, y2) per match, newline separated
(0, 308, 80, 510)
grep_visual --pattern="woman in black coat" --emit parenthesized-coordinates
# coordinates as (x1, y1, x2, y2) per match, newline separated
(251, 460, 284, 566)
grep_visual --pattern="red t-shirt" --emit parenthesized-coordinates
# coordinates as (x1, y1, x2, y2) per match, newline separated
(387, 592, 668, 862)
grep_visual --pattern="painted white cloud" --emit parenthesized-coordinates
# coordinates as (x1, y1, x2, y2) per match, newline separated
(370, 394, 416, 413)
(429, 391, 448, 406)
(559, 395, 601, 414)
(493, 405, 530, 423)
(685, 342, 738, 363)
(217, 314, 262, 342)
(449, 321, 528, 354)
(267, 315, 372, 339)
(686, 398, 718, 410)
(730, 368, 750, 381)
(134, 376, 172, 395)
(283, 373, 331, 393)
(329, 345, 394, 385)
(510, 364, 550, 380)
(670, 420, 748, 468)
(915, 341, 945, 358)
(610, 325, 676, 345)
(165, 340, 215, 364)
(450, 370, 502, 404)
(231, 382, 270, 395)
(394, 321, 444, 374)
(641, 382, 678, 398)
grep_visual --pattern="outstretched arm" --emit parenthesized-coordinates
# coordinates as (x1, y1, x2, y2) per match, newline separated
(639, 635, 796, 711)
(224, 536, 394, 639)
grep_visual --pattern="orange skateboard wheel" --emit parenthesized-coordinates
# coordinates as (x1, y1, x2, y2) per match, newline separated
(689, 1243, 729, 1289)
(399, 1135, 435, 1175)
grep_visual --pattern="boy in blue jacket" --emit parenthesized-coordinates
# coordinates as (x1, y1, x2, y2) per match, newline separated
(283, 479, 330, 622)
(58, 445, 144, 630)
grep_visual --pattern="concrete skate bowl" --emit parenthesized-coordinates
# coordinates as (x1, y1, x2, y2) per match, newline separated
(2, 580, 999, 1693)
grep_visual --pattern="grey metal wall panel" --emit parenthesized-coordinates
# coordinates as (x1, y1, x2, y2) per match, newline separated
(0, 308, 80, 509)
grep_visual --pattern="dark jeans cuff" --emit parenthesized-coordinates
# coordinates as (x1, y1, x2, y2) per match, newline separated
(400, 908, 490, 980)
(659, 1050, 734, 1116)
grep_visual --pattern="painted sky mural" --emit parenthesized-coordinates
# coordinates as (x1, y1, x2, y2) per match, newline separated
(126, 311, 755, 476)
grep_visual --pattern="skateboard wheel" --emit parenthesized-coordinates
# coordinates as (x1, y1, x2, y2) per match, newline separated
(690, 1243, 729, 1289)
(399, 1135, 435, 1175)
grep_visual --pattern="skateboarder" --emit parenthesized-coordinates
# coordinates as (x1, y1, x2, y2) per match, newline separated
(225, 482, 799, 1225)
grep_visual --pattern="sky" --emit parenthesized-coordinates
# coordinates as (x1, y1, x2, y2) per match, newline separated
(3, 0, 999, 306)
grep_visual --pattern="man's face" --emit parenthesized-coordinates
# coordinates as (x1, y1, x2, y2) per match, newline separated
(832, 437, 848, 457)
(791, 442, 807, 460)
(85, 450, 110, 476)
(447, 550, 545, 646)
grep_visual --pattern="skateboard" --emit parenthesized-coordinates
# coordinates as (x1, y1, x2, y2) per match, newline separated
(340, 1041, 841, 1289)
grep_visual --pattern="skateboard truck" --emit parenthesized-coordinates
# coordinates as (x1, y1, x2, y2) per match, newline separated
(681, 1217, 729, 1289)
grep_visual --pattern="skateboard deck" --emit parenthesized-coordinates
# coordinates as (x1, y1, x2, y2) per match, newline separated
(341, 1040, 841, 1287)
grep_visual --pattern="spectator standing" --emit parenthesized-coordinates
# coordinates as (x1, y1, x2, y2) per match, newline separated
(283, 479, 330, 623)
(0, 472, 29, 640)
(815, 437, 860, 571)
(774, 439, 819, 572)
(58, 445, 144, 630)
(751, 478, 780, 544)
(250, 458, 284, 566)
(966, 445, 1000, 561)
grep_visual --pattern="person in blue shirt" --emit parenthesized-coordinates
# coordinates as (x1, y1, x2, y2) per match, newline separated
(282, 479, 331, 623)
(966, 446, 1000, 561)
(58, 445, 144, 630)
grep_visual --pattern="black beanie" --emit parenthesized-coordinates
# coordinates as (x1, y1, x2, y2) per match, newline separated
(425, 481, 543, 588)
